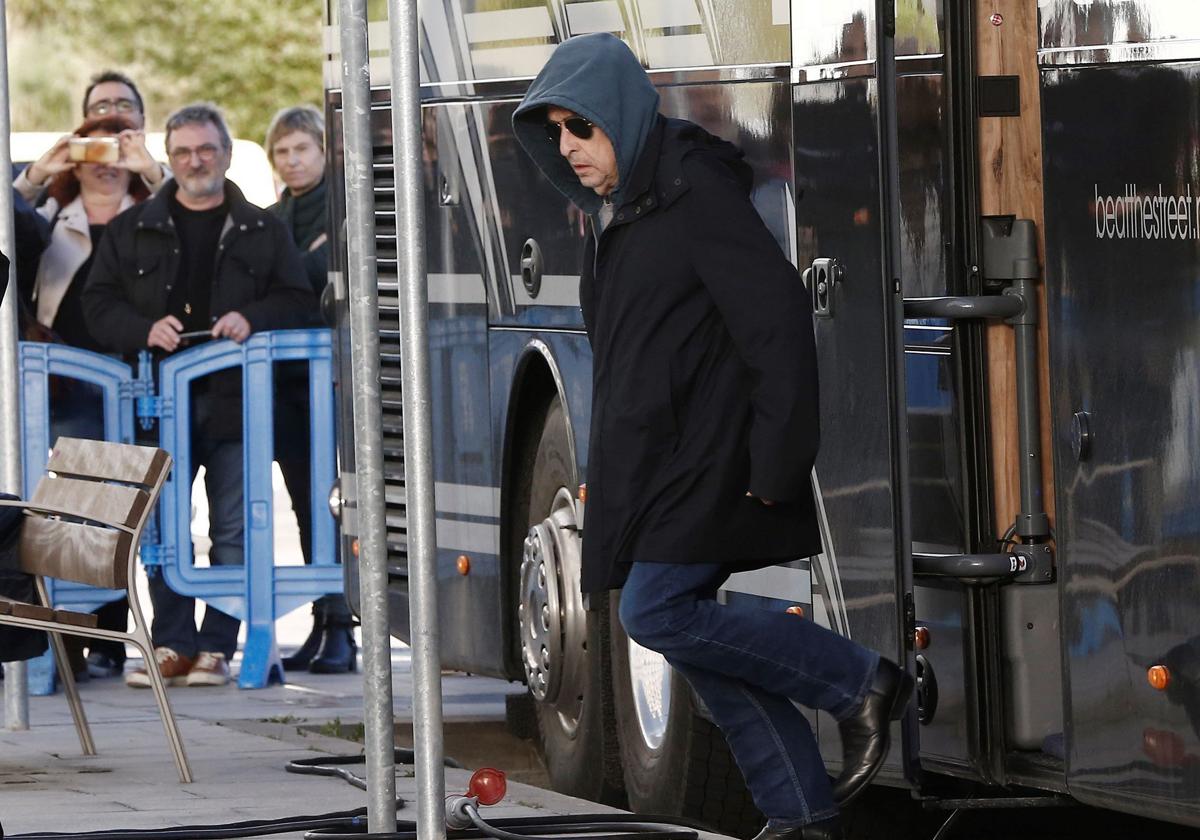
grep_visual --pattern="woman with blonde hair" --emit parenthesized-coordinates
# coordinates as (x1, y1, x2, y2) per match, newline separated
(266, 104, 357, 674)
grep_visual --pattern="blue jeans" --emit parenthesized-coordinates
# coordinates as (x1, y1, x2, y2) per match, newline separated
(149, 436, 243, 660)
(618, 561, 880, 825)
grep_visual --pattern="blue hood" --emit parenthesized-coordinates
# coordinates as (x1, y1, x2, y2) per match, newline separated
(513, 33, 660, 214)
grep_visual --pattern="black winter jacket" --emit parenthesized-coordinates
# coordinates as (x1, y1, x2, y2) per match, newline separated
(269, 176, 329, 299)
(569, 116, 823, 593)
(83, 180, 314, 439)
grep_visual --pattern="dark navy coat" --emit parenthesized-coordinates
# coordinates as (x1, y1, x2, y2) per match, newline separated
(575, 116, 823, 593)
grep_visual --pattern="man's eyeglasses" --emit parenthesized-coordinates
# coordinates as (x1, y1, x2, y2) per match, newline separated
(544, 116, 594, 143)
(86, 98, 139, 117)
(169, 144, 222, 165)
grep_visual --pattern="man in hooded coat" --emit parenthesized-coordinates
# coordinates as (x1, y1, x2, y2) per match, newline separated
(513, 34, 913, 840)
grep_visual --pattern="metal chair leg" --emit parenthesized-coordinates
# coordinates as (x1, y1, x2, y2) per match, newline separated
(35, 578, 95, 756)
(128, 630, 193, 784)
(46, 629, 96, 755)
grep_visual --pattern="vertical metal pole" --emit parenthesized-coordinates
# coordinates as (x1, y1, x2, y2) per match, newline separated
(338, 0, 397, 830)
(1011, 275, 1049, 541)
(4, 661, 29, 730)
(0, 0, 30, 731)
(388, 3, 446, 839)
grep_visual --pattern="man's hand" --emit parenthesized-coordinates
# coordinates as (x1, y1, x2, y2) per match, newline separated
(147, 315, 184, 352)
(746, 491, 776, 507)
(25, 136, 74, 187)
(307, 232, 328, 252)
(212, 311, 252, 343)
(116, 130, 162, 184)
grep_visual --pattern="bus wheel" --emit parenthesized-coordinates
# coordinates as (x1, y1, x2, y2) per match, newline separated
(609, 598, 761, 837)
(516, 399, 622, 804)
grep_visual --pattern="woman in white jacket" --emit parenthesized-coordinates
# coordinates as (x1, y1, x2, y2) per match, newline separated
(17, 114, 156, 363)
(14, 113, 157, 680)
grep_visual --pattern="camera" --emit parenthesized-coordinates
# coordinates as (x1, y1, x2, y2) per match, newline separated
(67, 136, 119, 164)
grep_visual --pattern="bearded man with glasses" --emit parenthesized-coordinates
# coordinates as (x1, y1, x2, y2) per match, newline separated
(84, 102, 314, 689)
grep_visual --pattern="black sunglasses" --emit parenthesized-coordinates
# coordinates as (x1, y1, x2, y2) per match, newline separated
(544, 116, 594, 143)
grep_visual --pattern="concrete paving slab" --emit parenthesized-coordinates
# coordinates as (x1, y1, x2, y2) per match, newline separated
(1, 649, 735, 840)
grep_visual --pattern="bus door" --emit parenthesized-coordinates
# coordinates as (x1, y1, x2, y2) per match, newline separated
(790, 0, 921, 787)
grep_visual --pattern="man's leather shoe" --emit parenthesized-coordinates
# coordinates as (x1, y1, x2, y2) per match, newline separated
(750, 818, 843, 840)
(831, 657, 914, 805)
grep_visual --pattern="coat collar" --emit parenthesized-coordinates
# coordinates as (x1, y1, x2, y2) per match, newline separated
(604, 117, 729, 232)
(54, 193, 137, 235)
(136, 178, 256, 232)
(276, 176, 327, 211)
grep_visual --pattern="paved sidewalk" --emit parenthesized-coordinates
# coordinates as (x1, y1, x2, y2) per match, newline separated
(1, 476, 732, 840)
(0, 649, 661, 839)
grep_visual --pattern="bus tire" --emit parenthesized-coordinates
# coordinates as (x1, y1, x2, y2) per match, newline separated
(514, 398, 623, 805)
(609, 596, 762, 837)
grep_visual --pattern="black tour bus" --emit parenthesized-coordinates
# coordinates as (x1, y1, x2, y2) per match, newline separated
(321, 1, 1200, 835)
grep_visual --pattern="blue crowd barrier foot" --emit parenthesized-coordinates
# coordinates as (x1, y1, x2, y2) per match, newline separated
(237, 627, 285, 690)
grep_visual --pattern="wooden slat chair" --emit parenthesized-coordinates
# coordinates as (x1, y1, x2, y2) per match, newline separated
(0, 437, 192, 782)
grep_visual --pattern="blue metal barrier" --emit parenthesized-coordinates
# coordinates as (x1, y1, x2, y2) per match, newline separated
(17, 330, 340, 692)
(18, 342, 140, 694)
(154, 329, 340, 688)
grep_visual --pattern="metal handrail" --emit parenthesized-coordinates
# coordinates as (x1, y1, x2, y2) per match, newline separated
(903, 295, 1024, 320)
(912, 551, 1019, 584)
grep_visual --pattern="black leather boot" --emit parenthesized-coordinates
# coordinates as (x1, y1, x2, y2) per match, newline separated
(309, 620, 357, 674)
(831, 657, 914, 805)
(283, 604, 325, 672)
(750, 818, 844, 840)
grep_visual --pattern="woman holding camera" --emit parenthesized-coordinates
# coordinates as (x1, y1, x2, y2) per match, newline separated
(14, 113, 158, 679)
(17, 114, 158, 355)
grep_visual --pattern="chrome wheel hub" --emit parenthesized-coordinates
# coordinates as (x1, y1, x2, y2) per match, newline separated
(628, 639, 672, 751)
(519, 487, 587, 733)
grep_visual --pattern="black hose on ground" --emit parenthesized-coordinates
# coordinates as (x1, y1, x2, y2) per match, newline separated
(304, 812, 705, 840)
(285, 747, 460, 791)
(1, 752, 705, 840)
(1, 808, 370, 840)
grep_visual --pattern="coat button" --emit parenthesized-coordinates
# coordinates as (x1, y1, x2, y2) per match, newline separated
(617, 213, 624, 220)
(138, 269, 144, 275)
(240, 224, 248, 231)
(674, 178, 681, 185)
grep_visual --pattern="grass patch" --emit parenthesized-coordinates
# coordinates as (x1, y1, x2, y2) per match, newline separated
(260, 714, 303, 724)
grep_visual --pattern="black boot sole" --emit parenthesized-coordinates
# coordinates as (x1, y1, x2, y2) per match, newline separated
(309, 656, 357, 675)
